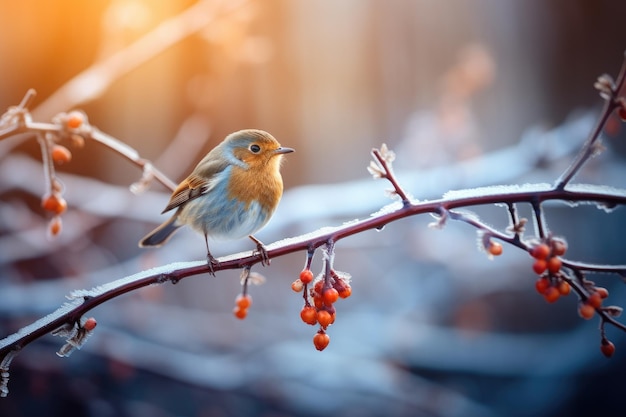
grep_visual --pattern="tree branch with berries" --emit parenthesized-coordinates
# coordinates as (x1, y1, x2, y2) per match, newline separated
(1, 52, 626, 398)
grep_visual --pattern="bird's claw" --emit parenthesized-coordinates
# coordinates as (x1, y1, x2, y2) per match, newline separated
(257, 243, 270, 266)
(249, 235, 270, 266)
(206, 252, 219, 276)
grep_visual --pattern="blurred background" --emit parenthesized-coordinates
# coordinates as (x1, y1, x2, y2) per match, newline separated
(1, 0, 626, 416)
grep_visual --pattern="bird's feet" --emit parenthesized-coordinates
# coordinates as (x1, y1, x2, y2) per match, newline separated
(249, 235, 270, 266)
(206, 252, 220, 276)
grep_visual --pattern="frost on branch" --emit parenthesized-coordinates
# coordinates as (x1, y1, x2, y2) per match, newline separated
(53, 317, 98, 357)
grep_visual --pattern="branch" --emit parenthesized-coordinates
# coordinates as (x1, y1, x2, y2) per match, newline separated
(0, 96, 176, 193)
(1, 182, 625, 359)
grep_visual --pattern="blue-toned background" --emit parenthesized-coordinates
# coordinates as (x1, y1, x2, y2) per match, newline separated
(1, 1, 625, 416)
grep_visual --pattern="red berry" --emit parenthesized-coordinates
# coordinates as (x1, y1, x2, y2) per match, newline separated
(543, 286, 560, 303)
(83, 317, 97, 331)
(66, 111, 84, 129)
(323, 288, 339, 305)
(338, 285, 352, 299)
(488, 241, 503, 256)
(578, 303, 595, 320)
(601, 339, 616, 358)
(333, 278, 351, 298)
(618, 105, 626, 122)
(535, 277, 550, 294)
(588, 292, 603, 309)
(596, 287, 609, 299)
(299, 269, 314, 284)
(547, 257, 562, 274)
(41, 193, 67, 215)
(551, 238, 567, 256)
(300, 306, 318, 325)
(49, 216, 62, 236)
(530, 243, 551, 260)
(52, 144, 72, 164)
(291, 279, 303, 292)
(317, 309, 333, 329)
(313, 331, 330, 351)
(233, 306, 247, 320)
(533, 259, 548, 275)
(557, 280, 571, 296)
(313, 280, 324, 295)
(313, 293, 324, 310)
(235, 294, 252, 309)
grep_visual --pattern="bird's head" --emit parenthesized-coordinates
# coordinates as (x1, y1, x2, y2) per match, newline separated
(226, 129, 294, 169)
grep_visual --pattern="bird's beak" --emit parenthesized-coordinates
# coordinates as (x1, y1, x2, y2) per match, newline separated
(274, 147, 294, 154)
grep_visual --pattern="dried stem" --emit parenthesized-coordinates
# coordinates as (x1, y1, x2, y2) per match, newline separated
(0, 109, 176, 192)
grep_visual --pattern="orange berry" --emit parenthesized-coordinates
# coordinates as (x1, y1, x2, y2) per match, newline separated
(299, 269, 314, 284)
(601, 339, 616, 358)
(66, 111, 84, 129)
(235, 294, 252, 309)
(291, 279, 304, 292)
(557, 280, 571, 296)
(578, 303, 595, 320)
(530, 243, 551, 260)
(323, 288, 339, 305)
(587, 292, 603, 309)
(543, 286, 560, 303)
(49, 216, 62, 236)
(51, 144, 72, 164)
(333, 278, 348, 292)
(313, 331, 330, 351)
(313, 294, 324, 310)
(233, 306, 247, 320)
(300, 306, 318, 325)
(41, 193, 67, 215)
(313, 279, 324, 295)
(487, 241, 503, 256)
(596, 287, 609, 299)
(338, 284, 352, 299)
(83, 317, 97, 331)
(317, 309, 333, 329)
(551, 238, 567, 256)
(535, 277, 550, 294)
(547, 257, 562, 274)
(533, 259, 548, 275)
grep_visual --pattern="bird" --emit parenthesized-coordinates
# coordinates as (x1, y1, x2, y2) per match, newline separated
(139, 129, 294, 271)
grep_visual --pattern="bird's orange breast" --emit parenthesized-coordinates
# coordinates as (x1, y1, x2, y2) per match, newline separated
(226, 164, 284, 213)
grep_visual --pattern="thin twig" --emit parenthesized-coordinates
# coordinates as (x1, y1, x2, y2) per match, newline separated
(555, 52, 626, 189)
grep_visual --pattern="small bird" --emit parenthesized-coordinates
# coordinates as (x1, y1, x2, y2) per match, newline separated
(139, 129, 294, 270)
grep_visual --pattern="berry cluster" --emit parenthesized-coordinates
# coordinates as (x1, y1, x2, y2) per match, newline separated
(292, 267, 352, 351)
(529, 236, 620, 357)
(40, 110, 87, 237)
(530, 238, 569, 303)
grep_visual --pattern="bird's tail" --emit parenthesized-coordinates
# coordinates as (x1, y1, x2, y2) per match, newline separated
(139, 214, 182, 247)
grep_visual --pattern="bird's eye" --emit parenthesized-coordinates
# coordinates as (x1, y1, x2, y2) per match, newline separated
(249, 144, 261, 153)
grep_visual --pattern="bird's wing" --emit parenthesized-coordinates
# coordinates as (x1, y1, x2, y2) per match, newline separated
(161, 157, 229, 213)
